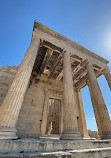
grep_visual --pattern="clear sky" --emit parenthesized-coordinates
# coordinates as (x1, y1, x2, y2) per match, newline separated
(0, 0, 111, 131)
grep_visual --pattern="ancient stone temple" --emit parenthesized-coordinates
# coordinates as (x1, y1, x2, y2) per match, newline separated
(0, 21, 111, 157)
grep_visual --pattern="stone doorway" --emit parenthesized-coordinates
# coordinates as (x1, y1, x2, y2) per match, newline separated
(46, 98, 61, 135)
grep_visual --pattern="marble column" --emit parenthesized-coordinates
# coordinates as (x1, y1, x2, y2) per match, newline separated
(103, 67, 111, 91)
(60, 51, 82, 140)
(74, 88, 90, 138)
(86, 61, 111, 139)
(0, 34, 40, 139)
(41, 89, 49, 136)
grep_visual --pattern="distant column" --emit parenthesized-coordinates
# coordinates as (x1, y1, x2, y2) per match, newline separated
(86, 61, 111, 139)
(41, 89, 49, 136)
(60, 51, 82, 140)
(103, 67, 111, 91)
(0, 34, 40, 139)
(74, 88, 90, 138)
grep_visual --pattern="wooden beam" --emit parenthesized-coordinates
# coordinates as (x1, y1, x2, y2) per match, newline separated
(74, 74, 87, 89)
(72, 63, 82, 76)
(39, 48, 53, 74)
(72, 60, 88, 83)
(48, 53, 63, 78)
(56, 69, 63, 81)
(75, 69, 102, 89)
(72, 60, 87, 77)
(73, 66, 86, 81)
(71, 54, 83, 62)
(75, 79, 87, 89)
(74, 71, 87, 84)
(93, 64, 102, 71)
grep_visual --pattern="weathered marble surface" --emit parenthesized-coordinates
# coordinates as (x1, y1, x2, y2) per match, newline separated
(0, 138, 111, 157)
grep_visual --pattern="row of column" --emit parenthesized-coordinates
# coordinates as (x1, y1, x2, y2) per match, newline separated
(0, 37, 111, 139)
(61, 51, 111, 139)
(87, 62, 111, 139)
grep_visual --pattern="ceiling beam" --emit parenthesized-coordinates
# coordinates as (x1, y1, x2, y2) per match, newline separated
(75, 75, 87, 89)
(39, 48, 53, 74)
(72, 60, 87, 76)
(73, 71, 87, 85)
(73, 66, 87, 81)
(56, 69, 63, 81)
(75, 68, 102, 89)
(48, 53, 63, 78)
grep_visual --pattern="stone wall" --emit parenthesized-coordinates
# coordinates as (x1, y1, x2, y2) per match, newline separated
(16, 78, 63, 138)
(16, 83, 46, 138)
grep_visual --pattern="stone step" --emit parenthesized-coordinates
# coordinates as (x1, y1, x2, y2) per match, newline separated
(0, 138, 111, 154)
(0, 147, 111, 158)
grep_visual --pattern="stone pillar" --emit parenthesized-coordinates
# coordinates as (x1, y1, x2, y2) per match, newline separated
(59, 99, 63, 135)
(41, 89, 49, 136)
(60, 51, 82, 140)
(0, 34, 40, 139)
(86, 61, 111, 139)
(74, 88, 90, 138)
(103, 67, 111, 91)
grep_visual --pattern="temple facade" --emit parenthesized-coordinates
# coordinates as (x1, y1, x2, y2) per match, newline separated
(0, 21, 111, 140)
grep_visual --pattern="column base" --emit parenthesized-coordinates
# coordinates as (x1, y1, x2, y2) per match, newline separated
(100, 132, 111, 139)
(83, 135, 90, 139)
(60, 130, 82, 140)
(0, 127, 18, 139)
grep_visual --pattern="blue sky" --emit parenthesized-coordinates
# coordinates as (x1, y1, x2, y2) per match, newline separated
(0, 0, 111, 131)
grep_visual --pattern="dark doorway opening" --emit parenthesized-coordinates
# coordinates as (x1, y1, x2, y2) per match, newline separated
(46, 99, 61, 135)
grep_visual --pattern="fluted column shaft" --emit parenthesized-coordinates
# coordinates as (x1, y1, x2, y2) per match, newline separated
(60, 51, 81, 140)
(41, 89, 49, 135)
(0, 35, 40, 139)
(103, 67, 111, 91)
(74, 88, 89, 138)
(86, 61, 111, 139)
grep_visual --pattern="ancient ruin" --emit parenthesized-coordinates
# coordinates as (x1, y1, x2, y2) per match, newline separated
(0, 21, 111, 157)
